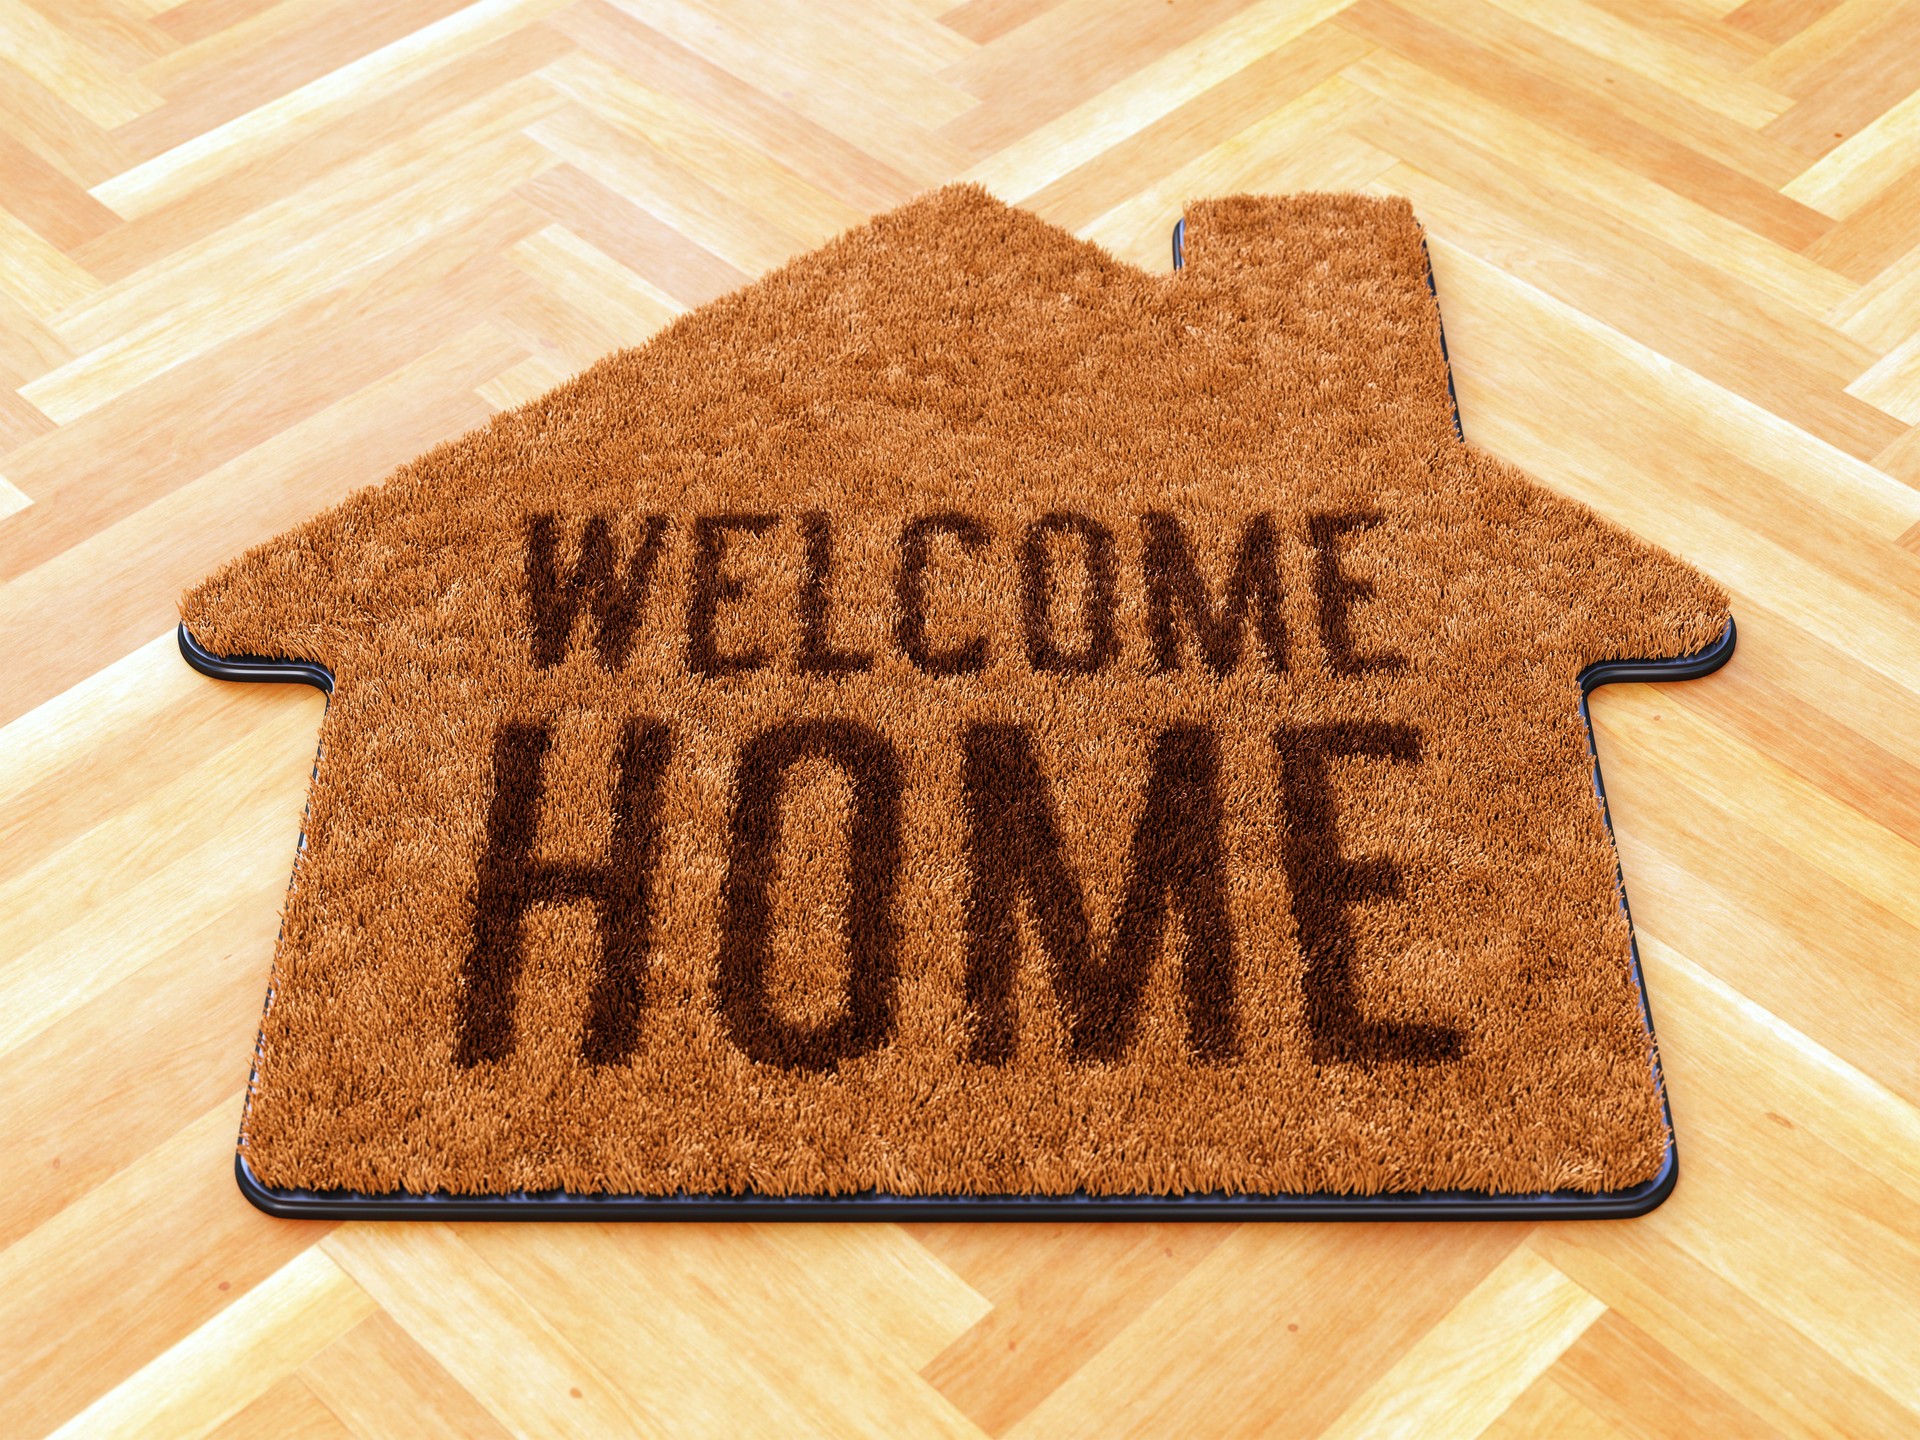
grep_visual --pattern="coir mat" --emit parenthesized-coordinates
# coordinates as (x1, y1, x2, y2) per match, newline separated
(180, 186, 1734, 1220)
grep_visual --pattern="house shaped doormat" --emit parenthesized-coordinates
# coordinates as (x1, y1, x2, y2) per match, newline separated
(182, 186, 1733, 1220)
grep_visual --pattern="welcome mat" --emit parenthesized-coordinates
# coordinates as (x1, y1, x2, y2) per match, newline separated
(182, 186, 1732, 1220)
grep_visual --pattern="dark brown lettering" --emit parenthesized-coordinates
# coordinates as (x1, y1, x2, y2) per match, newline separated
(1272, 722, 1459, 1065)
(524, 513, 668, 671)
(1308, 511, 1404, 675)
(960, 722, 1238, 1064)
(715, 719, 905, 1072)
(456, 719, 672, 1067)
(1142, 511, 1286, 675)
(1021, 511, 1119, 675)
(686, 512, 778, 675)
(895, 512, 990, 675)
(798, 510, 873, 675)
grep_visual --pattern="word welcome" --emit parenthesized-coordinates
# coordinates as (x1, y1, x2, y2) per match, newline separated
(454, 718, 1463, 1075)
(524, 508, 1407, 678)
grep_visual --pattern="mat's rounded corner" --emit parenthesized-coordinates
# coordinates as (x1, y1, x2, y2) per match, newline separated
(236, 1152, 305, 1219)
(1576, 1136, 1678, 1222)
(1630, 1139, 1680, 1218)
(1583, 616, 1736, 696)
(178, 622, 335, 694)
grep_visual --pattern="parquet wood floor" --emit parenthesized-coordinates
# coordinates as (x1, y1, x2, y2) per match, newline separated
(3, 0, 1919, 1434)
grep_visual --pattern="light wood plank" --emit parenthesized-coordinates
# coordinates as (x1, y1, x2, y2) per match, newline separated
(49, 1249, 374, 1440)
(1318, 1247, 1606, 1440)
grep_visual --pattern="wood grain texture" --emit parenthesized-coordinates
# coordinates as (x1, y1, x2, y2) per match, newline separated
(1, 0, 1917, 1433)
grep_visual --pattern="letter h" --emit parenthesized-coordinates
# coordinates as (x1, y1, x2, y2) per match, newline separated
(455, 719, 671, 1068)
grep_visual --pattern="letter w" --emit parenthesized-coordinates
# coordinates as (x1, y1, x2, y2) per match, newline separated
(525, 513, 668, 670)
(960, 722, 1239, 1064)
(456, 720, 671, 1068)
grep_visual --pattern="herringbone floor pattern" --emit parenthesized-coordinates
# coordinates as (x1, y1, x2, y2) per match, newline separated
(3, 0, 1919, 1434)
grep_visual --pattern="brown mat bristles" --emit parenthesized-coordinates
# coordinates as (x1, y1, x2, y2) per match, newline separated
(182, 186, 1730, 1199)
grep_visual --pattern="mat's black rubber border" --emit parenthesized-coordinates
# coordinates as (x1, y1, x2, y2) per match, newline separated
(188, 218, 1730, 1221)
